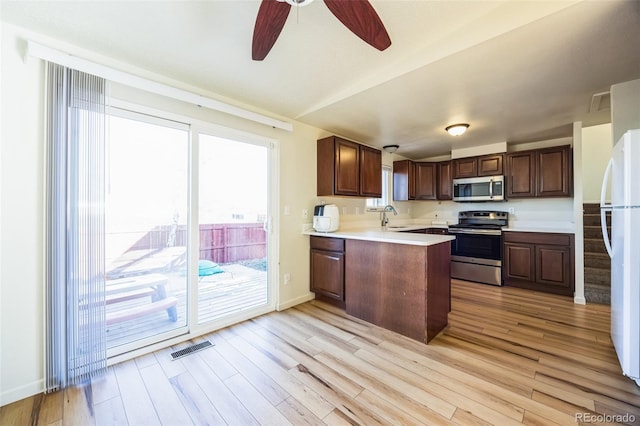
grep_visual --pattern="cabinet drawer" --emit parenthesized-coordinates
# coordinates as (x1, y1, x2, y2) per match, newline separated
(310, 236, 345, 252)
(427, 228, 448, 235)
(503, 231, 571, 246)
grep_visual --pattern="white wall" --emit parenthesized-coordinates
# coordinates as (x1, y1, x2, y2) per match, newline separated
(582, 123, 612, 203)
(1, 24, 46, 406)
(0, 22, 322, 404)
(611, 78, 640, 144)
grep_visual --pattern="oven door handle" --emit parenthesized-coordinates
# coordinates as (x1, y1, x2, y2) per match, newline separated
(448, 228, 501, 236)
(489, 178, 494, 199)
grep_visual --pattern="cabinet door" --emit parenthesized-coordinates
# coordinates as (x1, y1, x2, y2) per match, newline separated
(310, 249, 344, 302)
(359, 145, 382, 197)
(436, 161, 452, 200)
(453, 157, 478, 178)
(393, 160, 415, 201)
(506, 151, 536, 198)
(478, 154, 504, 176)
(334, 138, 360, 196)
(504, 242, 535, 282)
(415, 162, 437, 200)
(537, 146, 571, 197)
(535, 244, 572, 289)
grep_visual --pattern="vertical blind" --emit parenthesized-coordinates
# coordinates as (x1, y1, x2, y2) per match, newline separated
(45, 63, 107, 391)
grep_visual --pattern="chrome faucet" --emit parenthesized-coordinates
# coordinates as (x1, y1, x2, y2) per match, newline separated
(381, 205, 398, 229)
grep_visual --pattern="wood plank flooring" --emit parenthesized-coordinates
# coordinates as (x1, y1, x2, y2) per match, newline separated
(3, 279, 640, 425)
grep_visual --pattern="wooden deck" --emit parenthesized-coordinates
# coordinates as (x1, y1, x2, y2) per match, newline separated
(106, 264, 267, 349)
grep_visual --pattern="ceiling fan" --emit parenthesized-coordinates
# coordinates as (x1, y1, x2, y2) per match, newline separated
(252, 0, 392, 61)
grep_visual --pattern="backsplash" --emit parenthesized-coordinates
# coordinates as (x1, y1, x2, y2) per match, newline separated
(312, 196, 574, 228)
(409, 198, 574, 225)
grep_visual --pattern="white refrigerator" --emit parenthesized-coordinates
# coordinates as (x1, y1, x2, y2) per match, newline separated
(600, 128, 640, 386)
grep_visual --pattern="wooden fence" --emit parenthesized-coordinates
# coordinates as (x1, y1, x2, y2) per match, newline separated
(127, 222, 266, 264)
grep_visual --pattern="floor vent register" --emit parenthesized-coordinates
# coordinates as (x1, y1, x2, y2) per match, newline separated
(170, 340, 214, 360)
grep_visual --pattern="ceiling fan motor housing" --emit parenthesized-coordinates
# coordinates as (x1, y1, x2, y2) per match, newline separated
(284, 0, 314, 6)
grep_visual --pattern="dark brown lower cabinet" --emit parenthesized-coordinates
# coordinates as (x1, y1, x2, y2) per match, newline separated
(310, 236, 345, 308)
(503, 232, 574, 296)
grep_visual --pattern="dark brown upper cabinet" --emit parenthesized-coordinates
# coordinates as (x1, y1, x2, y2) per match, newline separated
(537, 146, 572, 197)
(394, 160, 450, 201)
(359, 145, 382, 197)
(506, 145, 572, 199)
(317, 136, 382, 197)
(453, 153, 504, 178)
(452, 157, 477, 178)
(393, 160, 416, 201)
(436, 161, 452, 200)
(478, 154, 504, 176)
(415, 162, 437, 200)
(506, 151, 537, 198)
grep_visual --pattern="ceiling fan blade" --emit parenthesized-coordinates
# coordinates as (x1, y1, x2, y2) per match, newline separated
(323, 0, 391, 51)
(252, 0, 291, 61)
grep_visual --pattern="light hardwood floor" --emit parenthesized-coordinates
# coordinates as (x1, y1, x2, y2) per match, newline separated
(2, 279, 640, 425)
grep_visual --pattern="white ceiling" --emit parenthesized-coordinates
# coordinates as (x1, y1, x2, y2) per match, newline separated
(2, 0, 639, 159)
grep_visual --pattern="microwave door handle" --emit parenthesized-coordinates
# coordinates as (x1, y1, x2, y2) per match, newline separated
(489, 178, 493, 199)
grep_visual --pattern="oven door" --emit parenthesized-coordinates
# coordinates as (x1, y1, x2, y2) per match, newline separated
(450, 231, 503, 285)
(450, 231, 502, 263)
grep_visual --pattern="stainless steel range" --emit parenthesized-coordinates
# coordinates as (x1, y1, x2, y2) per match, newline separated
(448, 210, 508, 286)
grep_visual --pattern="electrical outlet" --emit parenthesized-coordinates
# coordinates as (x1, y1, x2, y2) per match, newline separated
(283, 273, 291, 285)
(355, 207, 360, 215)
(342, 207, 347, 215)
(302, 209, 308, 219)
(284, 205, 290, 216)
(508, 207, 515, 215)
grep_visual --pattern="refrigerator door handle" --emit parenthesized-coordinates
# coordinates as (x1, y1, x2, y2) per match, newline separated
(600, 158, 613, 258)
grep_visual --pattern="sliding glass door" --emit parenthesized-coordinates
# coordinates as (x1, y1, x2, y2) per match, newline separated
(196, 133, 270, 324)
(103, 102, 275, 356)
(105, 110, 189, 353)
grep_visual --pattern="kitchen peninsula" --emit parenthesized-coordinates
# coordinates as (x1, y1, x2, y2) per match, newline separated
(305, 229, 455, 343)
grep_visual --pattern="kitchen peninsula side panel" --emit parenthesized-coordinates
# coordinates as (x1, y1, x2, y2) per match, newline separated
(344, 239, 450, 343)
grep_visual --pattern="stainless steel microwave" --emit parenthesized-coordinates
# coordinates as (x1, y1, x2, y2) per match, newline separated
(453, 175, 505, 202)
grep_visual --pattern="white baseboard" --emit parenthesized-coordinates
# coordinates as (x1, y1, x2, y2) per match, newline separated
(574, 296, 586, 305)
(1, 379, 44, 407)
(277, 293, 315, 311)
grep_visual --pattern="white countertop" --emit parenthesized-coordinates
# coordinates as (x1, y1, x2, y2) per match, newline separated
(304, 228, 455, 246)
(502, 221, 575, 234)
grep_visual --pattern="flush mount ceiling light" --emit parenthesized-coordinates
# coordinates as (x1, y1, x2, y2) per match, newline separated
(445, 123, 470, 136)
(383, 144, 399, 153)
